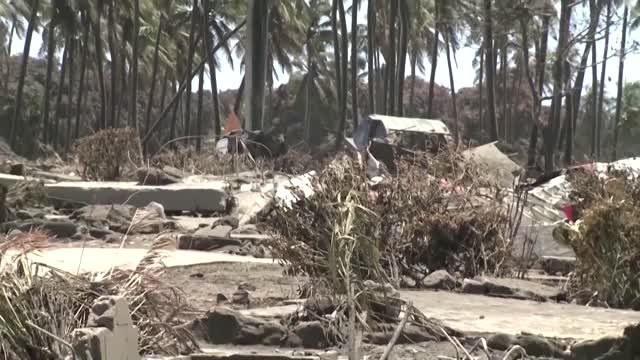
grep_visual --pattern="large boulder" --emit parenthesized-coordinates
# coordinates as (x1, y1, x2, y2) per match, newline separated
(422, 270, 457, 290)
(487, 333, 567, 358)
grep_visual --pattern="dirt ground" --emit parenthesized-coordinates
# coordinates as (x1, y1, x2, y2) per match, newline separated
(160, 262, 307, 313)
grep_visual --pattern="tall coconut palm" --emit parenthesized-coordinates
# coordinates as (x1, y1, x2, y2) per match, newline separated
(10, 0, 39, 148)
(613, 3, 630, 160)
(483, 0, 498, 141)
(596, 0, 613, 158)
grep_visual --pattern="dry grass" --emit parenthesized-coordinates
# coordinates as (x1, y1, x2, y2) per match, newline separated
(0, 231, 199, 359)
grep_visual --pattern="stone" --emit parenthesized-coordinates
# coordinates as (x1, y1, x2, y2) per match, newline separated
(212, 216, 240, 229)
(89, 227, 116, 239)
(366, 325, 439, 345)
(232, 224, 260, 235)
(71, 205, 136, 232)
(15, 208, 45, 220)
(571, 337, 622, 360)
(205, 307, 286, 346)
(291, 321, 329, 349)
(487, 333, 566, 358)
(161, 166, 186, 180)
(461, 279, 485, 294)
(539, 256, 576, 276)
(136, 167, 180, 185)
(422, 270, 457, 290)
(1, 219, 79, 238)
(460, 277, 559, 302)
(231, 192, 271, 225)
(177, 225, 241, 251)
(232, 289, 250, 306)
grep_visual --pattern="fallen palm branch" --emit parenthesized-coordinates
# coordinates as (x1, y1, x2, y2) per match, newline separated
(0, 231, 199, 359)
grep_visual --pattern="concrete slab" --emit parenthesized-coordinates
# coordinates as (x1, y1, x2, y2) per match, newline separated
(0, 173, 54, 187)
(402, 290, 640, 340)
(45, 180, 228, 212)
(14, 247, 275, 274)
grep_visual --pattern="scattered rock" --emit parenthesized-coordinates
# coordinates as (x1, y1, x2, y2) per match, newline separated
(487, 333, 566, 358)
(212, 216, 240, 229)
(204, 307, 286, 345)
(136, 167, 180, 185)
(71, 205, 136, 233)
(461, 277, 561, 302)
(539, 256, 576, 276)
(216, 293, 229, 304)
(15, 208, 45, 220)
(291, 321, 329, 349)
(422, 270, 457, 290)
(304, 296, 336, 316)
(366, 325, 439, 345)
(232, 289, 250, 307)
(89, 227, 116, 239)
(177, 226, 240, 251)
(571, 337, 622, 360)
(232, 224, 260, 235)
(1, 219, 79, 238)
(238, 282, 257, 291)
(161, 166, 186, 180)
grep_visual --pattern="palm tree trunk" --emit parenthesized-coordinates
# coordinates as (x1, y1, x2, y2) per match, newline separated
(202, 0, 221, 137)
(367, 0, 376, 114)
(445, 32, 458, 145)
(595, 0, 612, 159)
(116, 52, 127, 127)
(159, 71, 169, 112)
(409, 50, 417, 116)
(245, 0, 270, 131)
(545, 0, 571, 172)
(170, 84, 179, 143)
(10, 0, 39, 148)
(612, 5, 628, 161)
(338, 0, 348, 125)
(331, 0, 343, 129)
(195, 60, 205, 152)
(107, 2, 118, 127)
(387, 0, 397, 116)
(479, 44, 484, 142)
(3, 16, 16, 95)
(75, 16, 89, 140)
(500, 40, 508, 140)
(41, 22, 56, 144)
(65, 39, 76, 153)
(53, 41, 69, 149)
(234, 75, 245, 116)
(145, 19, 163, 137)
(590, 34, 598, 157)
(522, 17, 542, 169)
(572, 0, 603, 133)
(396, 0, 409, 117)
(426, 28, 439, 118)
(351, 0, 359, 126)
(183, 1, 199, 142)
(484, 0, 498, 141)
(93, 0, 107, 130)
(130, 0, 140, 130)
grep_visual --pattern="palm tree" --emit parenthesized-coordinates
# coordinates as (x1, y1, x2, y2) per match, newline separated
(350, 0, 358, 125)
(613, 4, 630, 160)
(544, 0, 572, 172)
(130, 0, 140, 130)
(91, 0, 107, 130)
(484, 0, 498, 141)
(596, 0, 614, 158)
(10, 0, 39, 148)
(367, 0, 376, 114)
(244, 0, 270, 131)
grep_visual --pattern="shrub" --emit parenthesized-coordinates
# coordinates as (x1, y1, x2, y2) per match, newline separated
(74, 128, 142, 181)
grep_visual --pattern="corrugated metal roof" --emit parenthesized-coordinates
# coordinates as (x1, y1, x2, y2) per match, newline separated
(368, 114, 451, 135)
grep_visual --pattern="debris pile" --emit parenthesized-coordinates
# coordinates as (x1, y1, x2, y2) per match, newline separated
(265, 152, 513, 284)
(553, 167, 640, 309)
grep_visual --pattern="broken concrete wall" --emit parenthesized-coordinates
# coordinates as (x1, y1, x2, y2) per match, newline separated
(72, 296, 141, 360)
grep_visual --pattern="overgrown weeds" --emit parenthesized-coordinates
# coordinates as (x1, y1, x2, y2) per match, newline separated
(0, 231, 199, 359)
(561, 168, 640, 309)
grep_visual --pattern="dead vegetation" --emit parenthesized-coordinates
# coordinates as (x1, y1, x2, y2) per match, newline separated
(0, 231, 199, 359)
(562, 169, 640, 309)
(74, 128, 142, 181)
